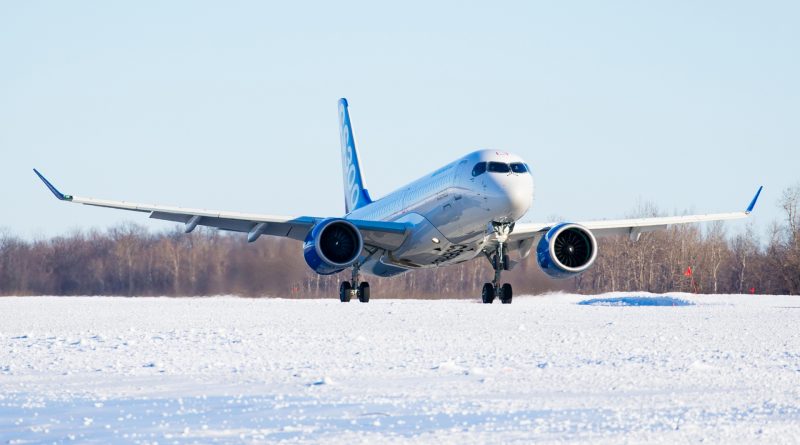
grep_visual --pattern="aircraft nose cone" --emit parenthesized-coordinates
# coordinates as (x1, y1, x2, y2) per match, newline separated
(505, 183, 532, 220)
(486, 174, 533, 222)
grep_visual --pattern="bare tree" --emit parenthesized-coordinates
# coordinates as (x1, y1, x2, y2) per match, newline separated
(2, 184, 800, 297)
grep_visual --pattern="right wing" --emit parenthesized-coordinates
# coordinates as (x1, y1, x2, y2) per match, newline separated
(33, 169, 409, 250)
(501, 186, 763, 258)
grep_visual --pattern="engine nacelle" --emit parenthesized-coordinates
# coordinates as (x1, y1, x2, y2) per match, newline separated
(536, 223, 598, 279)
(303, 218, 364, 275)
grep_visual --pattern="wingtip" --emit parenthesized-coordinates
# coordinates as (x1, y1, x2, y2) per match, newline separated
(33, 168, 71, 201)
(745, 186, 763, 214)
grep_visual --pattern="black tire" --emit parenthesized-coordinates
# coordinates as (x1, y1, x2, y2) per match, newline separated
(358, 282, 370, 303)
(481, 283, 495, 304)
(500, 283, 513, 304)
(339, 281, 352, 302)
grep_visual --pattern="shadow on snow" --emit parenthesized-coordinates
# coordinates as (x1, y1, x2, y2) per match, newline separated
(578, 296, 694, 307)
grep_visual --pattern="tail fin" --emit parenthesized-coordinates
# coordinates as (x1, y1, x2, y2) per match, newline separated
(338, 98, 373, 213)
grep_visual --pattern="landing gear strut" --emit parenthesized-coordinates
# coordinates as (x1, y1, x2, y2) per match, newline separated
(482, 223, 513, 304)
(340, 263, 369, 303)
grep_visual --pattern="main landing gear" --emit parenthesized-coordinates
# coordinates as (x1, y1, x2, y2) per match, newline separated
(482, 223, 513, 304)
(339, 263, 370, 303)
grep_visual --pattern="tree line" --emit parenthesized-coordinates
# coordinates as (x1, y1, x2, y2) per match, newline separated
(579, 184, 800, 295)
(1, 184, 798, 297)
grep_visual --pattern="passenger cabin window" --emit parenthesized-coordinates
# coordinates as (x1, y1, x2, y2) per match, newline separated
(472, 162, 487, 177)
(488, 162, 511, 173)
(510, 162, 528, 173)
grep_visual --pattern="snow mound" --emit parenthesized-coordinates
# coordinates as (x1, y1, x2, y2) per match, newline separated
(578, 296, 694, 306)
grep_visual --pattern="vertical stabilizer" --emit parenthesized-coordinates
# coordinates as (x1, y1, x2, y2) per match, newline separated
(338, 98, 373, 213)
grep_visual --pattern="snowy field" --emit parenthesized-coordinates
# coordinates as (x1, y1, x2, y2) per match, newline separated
(2, 294, 800, 444)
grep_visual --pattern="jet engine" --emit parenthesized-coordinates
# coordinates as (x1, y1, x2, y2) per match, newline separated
(303, 218, 364, 275)
(536, 223, 598, 278)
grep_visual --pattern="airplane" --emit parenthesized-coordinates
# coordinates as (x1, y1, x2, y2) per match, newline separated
(34, 98, 763, 304)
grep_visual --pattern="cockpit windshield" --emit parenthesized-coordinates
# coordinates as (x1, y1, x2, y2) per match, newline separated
(487, 162, 511, 173)
(474, 161, 529, 176)
(510, 162, 528, 173)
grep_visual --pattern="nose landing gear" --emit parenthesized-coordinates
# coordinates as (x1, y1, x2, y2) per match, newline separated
(481, 252, 513, 304)
(482, 223, 514, 304)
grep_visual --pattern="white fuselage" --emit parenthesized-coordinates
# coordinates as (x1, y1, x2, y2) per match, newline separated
(347, 149, 534, 277)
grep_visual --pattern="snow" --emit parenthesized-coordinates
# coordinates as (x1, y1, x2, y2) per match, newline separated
(1, 293, 799, 444)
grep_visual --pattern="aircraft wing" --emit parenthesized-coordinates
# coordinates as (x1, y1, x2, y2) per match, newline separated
(33, 169, 409, 250)
(507, 186, 763, 245)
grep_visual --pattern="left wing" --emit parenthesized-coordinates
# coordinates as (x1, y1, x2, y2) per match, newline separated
(505, 186, 763, 250)
(33, 169, 409, 250)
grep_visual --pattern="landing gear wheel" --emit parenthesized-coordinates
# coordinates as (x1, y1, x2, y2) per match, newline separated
(481, 283, 495, 304)
(357, 282, 370, 303)
(339, 281, 352, 302)
(500, 283, 513, 304)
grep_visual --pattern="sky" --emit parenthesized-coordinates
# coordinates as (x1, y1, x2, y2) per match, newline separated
(1, 1, 798, 240)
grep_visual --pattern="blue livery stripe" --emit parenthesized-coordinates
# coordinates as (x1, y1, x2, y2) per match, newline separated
(746, 186, 763, 213)
(338, 98, 373, 213)
(33, 169, 71, 201)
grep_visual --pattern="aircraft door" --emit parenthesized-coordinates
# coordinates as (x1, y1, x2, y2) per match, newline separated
(451, 159, 470, 211)
(467, 160, 490, 213)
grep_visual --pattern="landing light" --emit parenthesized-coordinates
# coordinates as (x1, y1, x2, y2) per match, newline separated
(432, 237, 440, 244)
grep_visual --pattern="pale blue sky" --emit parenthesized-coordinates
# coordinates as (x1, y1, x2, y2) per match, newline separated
(2, 1, 798, 240)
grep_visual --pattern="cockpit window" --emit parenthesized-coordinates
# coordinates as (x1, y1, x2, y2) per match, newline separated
(472, 162, 487, 177)
(488, 162, 511, 173)
(510, 162, 528, 173)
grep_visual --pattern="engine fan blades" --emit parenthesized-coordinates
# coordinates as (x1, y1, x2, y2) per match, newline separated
(554, 229, 590, 268)
(321, 225, 358, 264)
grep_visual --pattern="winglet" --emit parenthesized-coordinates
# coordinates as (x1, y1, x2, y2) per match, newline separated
(33, 169, 72, 201)
(745, 186, 763, 214)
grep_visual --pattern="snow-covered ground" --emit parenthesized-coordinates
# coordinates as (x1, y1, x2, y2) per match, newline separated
(2, 293, 799, 444)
